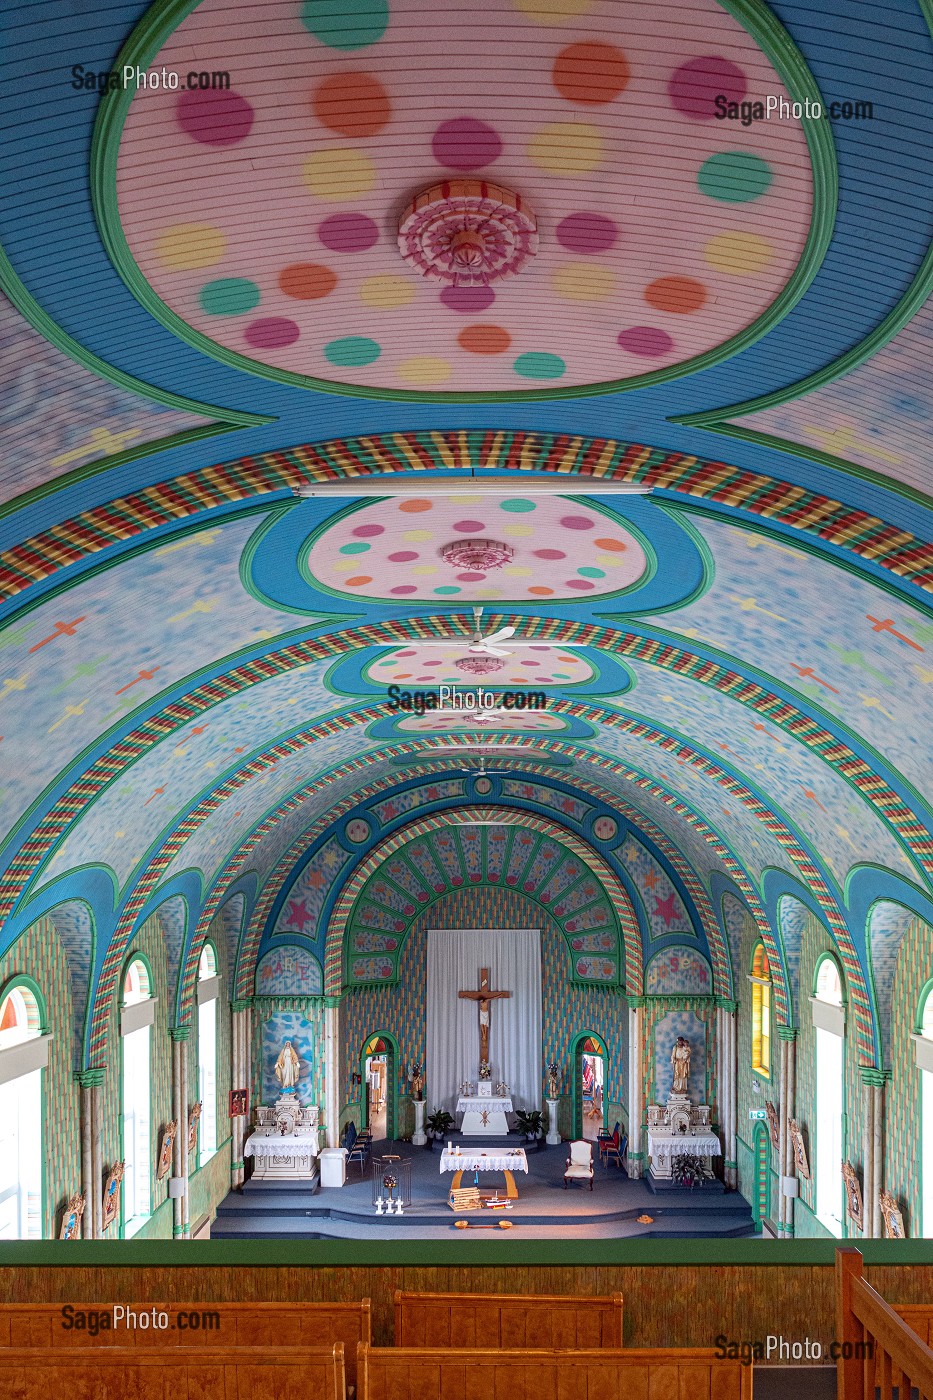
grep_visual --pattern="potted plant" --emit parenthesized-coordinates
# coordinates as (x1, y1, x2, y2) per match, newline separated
(515, 1109, 544, 1147)
(424, 1108, 454, 1150)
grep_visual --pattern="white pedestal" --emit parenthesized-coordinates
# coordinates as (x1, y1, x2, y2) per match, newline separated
(545, 1097, 561, 1145)
(412, 1099, 427, 1146)
(319, 1147, 348, 1188)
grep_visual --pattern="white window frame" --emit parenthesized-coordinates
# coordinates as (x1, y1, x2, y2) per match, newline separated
(197, 949, 219, 1165)
(121, 959, 153, 1238)
(812, 957, 845, 1237)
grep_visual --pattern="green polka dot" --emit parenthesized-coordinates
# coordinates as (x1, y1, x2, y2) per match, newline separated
(513, 352, 566, 380)
(578, 566, 606, 578)
(324, 336, 382, 367)
(697, 152, 773, 203)
(434, 585, 461, 594)
(553, 672, 571, 680)
(339, 541, 371, 554)
(300, 0, 388, 49)
(500, 498, 537, 512)
(199, 278, 261, 315)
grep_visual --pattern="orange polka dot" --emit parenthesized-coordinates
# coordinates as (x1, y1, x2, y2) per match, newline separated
(594, 536, 628, 551)
(553, 41, 629, 104)
(528, 586, 554, 596)
(457, 324, 512, 355)
(346, 575, 373, 586)
(644, 276, 707, 313)
(312, 72, 391, 138)
(279, 263, 337, 299)
(398, 499, 433, 512)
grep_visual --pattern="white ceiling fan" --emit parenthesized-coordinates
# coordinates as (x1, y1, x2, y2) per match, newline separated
(409, 607, 581, 658)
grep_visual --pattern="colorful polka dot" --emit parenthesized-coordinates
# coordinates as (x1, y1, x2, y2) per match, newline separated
(390, 585, 418, 595)
(453, 519, 486, 532)
(440, 285, 496, 314)
(527, 122, 602, 174)
(561, 515, 594, 530)
(411, 565, 437, 575)
(389, 551, 419, 562)
(244, 318, 300, 349)
(303, 149, 375, 200)
(359, 275, 416, 308)
(398, 501, 433, 513)
(513, 351, 566, 379)
(176, 89, 254, 145)
(552, 262, 615, 301)
(555, 212, 618, 254)
(155, 224, 226, 271)
(352, 523, 384, 537)
(697, 151, 773, 202)
(339, 541, 371, 554)
(513, 0, 591, 21)
(458, 324, 512, 354)
(503, 524, 534, 537)
(458, 572, 486, 582)
(434, 586, 461, 595)
(704, 230, 775, 273)
(577, 566, 606, 578)
(432, 117, 503, 171)
(500, 499, 536, 512)
(528, 586, 554, 595)
(279, 263, 338, 299)
(318, 212, 380, 252)
(345, 576, 373, 586)
(669, 56, 746, 119)
(312, 71, 391, 136)
(553, 42, 629, 104)
(300, 0, 389, 50)
(566, 578, 595, 590)
(199, 278, 260, 315)
(534, 548, 566, 559)
(396, 356, 452, 385)
(617, 326, 674, 357)
(324, 336, 381, 366)
(595, 536, 627, 551)
(645, 276, 707, 313)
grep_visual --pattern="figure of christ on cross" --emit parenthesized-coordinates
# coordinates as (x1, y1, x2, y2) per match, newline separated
(459, 967, 511, 1070)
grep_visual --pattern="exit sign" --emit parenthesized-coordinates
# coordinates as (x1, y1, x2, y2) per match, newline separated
(748, 1108, 767, 1120)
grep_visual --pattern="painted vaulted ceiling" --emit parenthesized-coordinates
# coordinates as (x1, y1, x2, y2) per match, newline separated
(1, 0, 932, 1075)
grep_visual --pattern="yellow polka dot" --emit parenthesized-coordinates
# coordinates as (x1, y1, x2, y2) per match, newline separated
(450, 495, 483, 505)
(552, 262, 616, 301)
(332, 559, 357, 572)
(704, 231, 774, 275)
(302, 149, 375, 200)
(503, 524, 534, 536)
(155, 223, 226, 270)
(411, 564, 438, 575)
(396, 356, 452, 385)
(504, 565, 533, 577)
(527, 123, 602, 175)
(359, 275, 416, 309)
(513, 0, 591, 20)
(404, 529, 433, 542)
(476, 588, 502, 599)
(595, 553, 626, 567)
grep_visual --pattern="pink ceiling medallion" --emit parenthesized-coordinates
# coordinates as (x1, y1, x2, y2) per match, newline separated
(398, 180, 538, 285)
(455, 656, 506, 676)
(441, 539, 514, 570)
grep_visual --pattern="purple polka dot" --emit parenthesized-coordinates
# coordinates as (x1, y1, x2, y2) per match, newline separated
(424, 660, 442, 666)
(457, 571, 486, 582)
(244, 317, 300, 349)
(556, 212, 618, 254)
(617, 326, 674, 357)
(397, 649, 416, 657)
(390, 585, 417, 595)
(453, 519, 486, 532)
(176, 88, 254, 146)
(441, 284, 495, 313)
(533, 548, 565, 560)
(668, 56, 747, 119)
(353, 523, 385, 537)
(566, 578, 595, 590)
(521, 660, 540, 667)
(389, 550, 418, 561)
(318, 212, 379, 252)
(560, 515, 594, 530)
(432, 117, 502, 171)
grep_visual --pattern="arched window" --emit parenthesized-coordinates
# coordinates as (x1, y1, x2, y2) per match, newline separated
(121, 956, 153, 1237)
(197, 944, 218, 1165)
(0, 983, 43, 1239)
(919, 989, 933, 1236)
(813, 954, 845, 1236)
(751, 944, 771, 1078)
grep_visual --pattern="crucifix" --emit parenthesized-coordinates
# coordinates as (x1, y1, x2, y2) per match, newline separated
(459, 967, 511, 1068)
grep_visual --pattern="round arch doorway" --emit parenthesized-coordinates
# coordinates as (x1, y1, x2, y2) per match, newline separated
(360, 1034, 397, 1142)
(572, 1032, 607, 1142)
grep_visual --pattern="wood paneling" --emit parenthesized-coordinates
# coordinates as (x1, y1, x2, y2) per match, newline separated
(894, 1306, 933, 1347)
(358, 1345, 753, 1400)
(394, 1290, 623, 1348)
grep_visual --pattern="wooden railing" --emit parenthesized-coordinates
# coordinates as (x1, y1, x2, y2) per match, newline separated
(837, 1247, 933, 1399)
(394, 1289, 624, 1348)
(894, 1306, 933, 1349)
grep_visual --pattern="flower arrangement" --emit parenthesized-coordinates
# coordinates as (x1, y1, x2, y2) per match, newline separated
(478, 1062, 492, 1080)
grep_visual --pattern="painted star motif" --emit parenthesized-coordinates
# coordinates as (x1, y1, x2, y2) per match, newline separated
(285, 900, 313, 932)
(653, 892, 679, 926)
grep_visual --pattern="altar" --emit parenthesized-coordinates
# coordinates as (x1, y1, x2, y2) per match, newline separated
(456, 1091, 513, 1136)
(440, 1146, 527, 1199)
(244, 1123, 320, 1182)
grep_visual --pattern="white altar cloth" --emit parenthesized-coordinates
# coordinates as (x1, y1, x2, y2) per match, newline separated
(646, 1130, 722, 1160)
(440, 1148, 528, 1173)
(244, 1130, 321, 1158)
(455, 1095, 513, 1115)
(455, 1093, 513, 1136)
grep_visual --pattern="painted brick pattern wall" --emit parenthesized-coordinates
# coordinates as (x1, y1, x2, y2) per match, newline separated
(886, 915, 932, 1235)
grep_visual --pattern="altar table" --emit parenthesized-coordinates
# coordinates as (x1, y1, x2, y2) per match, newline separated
(244, 1128, 320, 1182)
(646, 1129, 721, 1181)
(455, 1094, 513, 1136)
(440, 1147, 527, 1199)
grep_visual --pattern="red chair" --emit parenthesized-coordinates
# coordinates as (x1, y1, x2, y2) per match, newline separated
(597, 1121, 626, 1170)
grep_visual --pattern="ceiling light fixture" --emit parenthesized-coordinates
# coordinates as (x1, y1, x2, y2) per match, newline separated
(291, 476, 651, 499)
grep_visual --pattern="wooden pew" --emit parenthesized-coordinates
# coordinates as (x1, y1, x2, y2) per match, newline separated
(0, 1343, 344, 1400)
(0, 1300, 369, 1391)
(837, 1247, 933, 1399)
(359, 1344, 752, 1400)
(394, 1289, 623, 1348)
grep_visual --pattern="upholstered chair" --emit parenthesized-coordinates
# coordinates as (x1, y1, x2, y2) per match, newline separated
(563, 1139, 594, 1190)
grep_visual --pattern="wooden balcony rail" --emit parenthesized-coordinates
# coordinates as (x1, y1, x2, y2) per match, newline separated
(836, 1248, 933, 1400)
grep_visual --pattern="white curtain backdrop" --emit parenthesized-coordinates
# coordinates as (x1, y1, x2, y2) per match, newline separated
(426, 928, 541, 1113)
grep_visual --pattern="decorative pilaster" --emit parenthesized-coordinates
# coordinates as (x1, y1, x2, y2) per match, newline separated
(777, 1026, 797, 1237)
(860, 1067, 888, 1239)
(75, 1068, 104, 1239)
(627, 1001, 645, 1179)
(324, 997, 340, 1148)
(229, 1000, 252, 1188)
(717, 1002, 738, 1188)
(170, 1027, 190, 1238)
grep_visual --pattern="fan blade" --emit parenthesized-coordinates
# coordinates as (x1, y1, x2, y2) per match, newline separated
(484, 626, 516, 645)
(470, 643, 512, 657)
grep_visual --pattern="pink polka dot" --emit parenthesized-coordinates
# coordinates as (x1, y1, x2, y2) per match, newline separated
(566, 578, 595, 590)
(318, 213, 379, 252)
(424, 660, 442, 666)
(560, 515, 594, 530)
(388, 550, 419, 561)
(176, 89, 254, 146)
(668, 56, 746, 119)
(617, 326, 674, 357)
(556, 212, 618, 254)
(453, 519, 486, 532)
(533, 549, 566, 560)
(397, 650, 416, 657)
(521, 660, 540, 667)
(244, 318, 300, 349)
(390, 585, 417, 595)
(441, 285, 495, 313)
(432, 117, 502, 171)
(353, 523, 385, 537)
(457, 571, 485, 581)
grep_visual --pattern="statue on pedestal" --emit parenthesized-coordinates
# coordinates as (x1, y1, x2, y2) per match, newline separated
(274, 1039, 301, 1093)
(670, 1036, 691, 1097)
(408, 1061, 424, 1101)
(547, 1061, 560, 1099)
